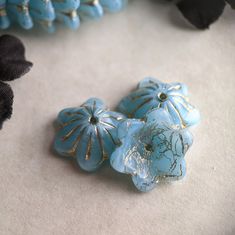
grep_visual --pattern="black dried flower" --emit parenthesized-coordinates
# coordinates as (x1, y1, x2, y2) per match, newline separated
(170, 0, 235, 29)
(0, 35, 33, 129)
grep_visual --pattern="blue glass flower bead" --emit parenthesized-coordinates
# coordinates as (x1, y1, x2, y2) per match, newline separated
(52, 0, 80, 30)
(117, 77, 200, 128)
(54, 98, 126, 172)
(29, 0, 55, 32)
(100, 0, 126, 12)
(0, 0, 128, 30)
(78, 0, 104, 20)
(0, 0, 10, 29)
(110, 108, 193, 192)
(7, 0, 33, 29)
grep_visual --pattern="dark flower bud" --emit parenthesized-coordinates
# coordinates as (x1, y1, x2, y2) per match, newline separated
(177, 0, 226, 29)
(0, 82, 13, 129)
(0, 35, 32, 81)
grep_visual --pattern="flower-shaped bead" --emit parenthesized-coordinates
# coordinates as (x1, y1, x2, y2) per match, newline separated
(0, 0, 10, 29)
(110, 108, 193, 192)
(100, 0, 126, 12)
(78, 0, 104, 20)
(54, 98, 125, 172)
(29, 0, 56, 32)
(117, 77, 200, 128)
(7, 0, 33, 29)
(52, 0, 80, 30)
(0, 0, 128, 31)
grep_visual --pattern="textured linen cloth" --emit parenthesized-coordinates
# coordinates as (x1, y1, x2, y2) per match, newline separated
(0, 1, 234, 234)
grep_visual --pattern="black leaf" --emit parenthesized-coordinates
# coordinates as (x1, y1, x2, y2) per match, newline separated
(0, 82, 13, 129)
(177, 0, 226, 29)
(0, 34, 33, 81)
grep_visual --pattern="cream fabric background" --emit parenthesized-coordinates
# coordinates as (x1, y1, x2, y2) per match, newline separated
(0, 1, 235, 234)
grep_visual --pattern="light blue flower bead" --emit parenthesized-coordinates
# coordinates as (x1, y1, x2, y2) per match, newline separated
(0, 0, 128, 30)
(117, 77, 200, 128)
(54, 98, 125, 172)
(52, 0, 80, 29)
(78, 0, 104, 20)
(29, 0, 56, 32)
(100, 0, 126, 12)
(0, 0, 10, 29)
(7, 0, 33, 29)
(110, 108, 193, 192)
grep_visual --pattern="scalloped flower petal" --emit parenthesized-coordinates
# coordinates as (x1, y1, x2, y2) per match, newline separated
(54, 98, 126, 172)
(110, 108, 193, 192)
(117, 77, 200, 128)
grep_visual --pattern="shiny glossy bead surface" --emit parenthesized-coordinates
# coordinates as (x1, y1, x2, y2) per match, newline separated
(110, 108, 193, 192)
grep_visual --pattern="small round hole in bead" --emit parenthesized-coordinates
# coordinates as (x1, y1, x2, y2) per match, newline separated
(158, 92, 168, 102)
(89, 116, 98, 125)
(145, 144, 153, 152)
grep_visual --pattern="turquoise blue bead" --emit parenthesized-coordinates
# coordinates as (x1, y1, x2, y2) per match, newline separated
(54, 98, 125, 172)
(29, 0, 55, 31)
(0, 0, 127, 31)
(110, 108, 193, 192)
(117, 77, 200, 128)
(7, 0, 33, 29)
(78, 0, 104, 20)
(0, 1, 10, 29)
(100, 0, 126, 12)
(52, 0, 80, 30)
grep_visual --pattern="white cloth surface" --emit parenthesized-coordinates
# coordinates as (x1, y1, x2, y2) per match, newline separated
(0, 1, 235, 234)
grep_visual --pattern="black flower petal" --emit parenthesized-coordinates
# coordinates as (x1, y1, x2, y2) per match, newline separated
(0, 82, 13, 129)
(177, 0, 226, 29)
(226, 0, 235, 8)
(0, 34, 33, 81)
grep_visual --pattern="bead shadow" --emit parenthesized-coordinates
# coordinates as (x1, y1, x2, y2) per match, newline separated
(48, 118, 141, 194)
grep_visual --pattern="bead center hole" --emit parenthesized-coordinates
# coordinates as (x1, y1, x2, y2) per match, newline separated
(90, 116, 98, 125)
(145, 144, 153, 152)
(158, 92, 168, 102)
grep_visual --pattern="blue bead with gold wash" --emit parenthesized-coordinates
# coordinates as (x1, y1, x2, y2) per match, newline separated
(0, 0, 10, 29)
(117, 77, 200, 128)
(78, 0, 104, 20)
(52, 0, 80, 30)
(7, 0, 33, 29)
(0, 0, 128, 31)
(54, 98, 125, 172)
(29, 0, 55, 32)
(110, 108, 193, 192)
(100, 0, 127, 12)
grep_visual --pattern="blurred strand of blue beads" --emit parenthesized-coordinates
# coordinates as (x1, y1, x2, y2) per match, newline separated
(0, 0, 128, 32)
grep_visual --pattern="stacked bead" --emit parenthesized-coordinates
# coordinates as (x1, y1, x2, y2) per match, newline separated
(0, 0, 127, 32)
(54, 78, 200, 192)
